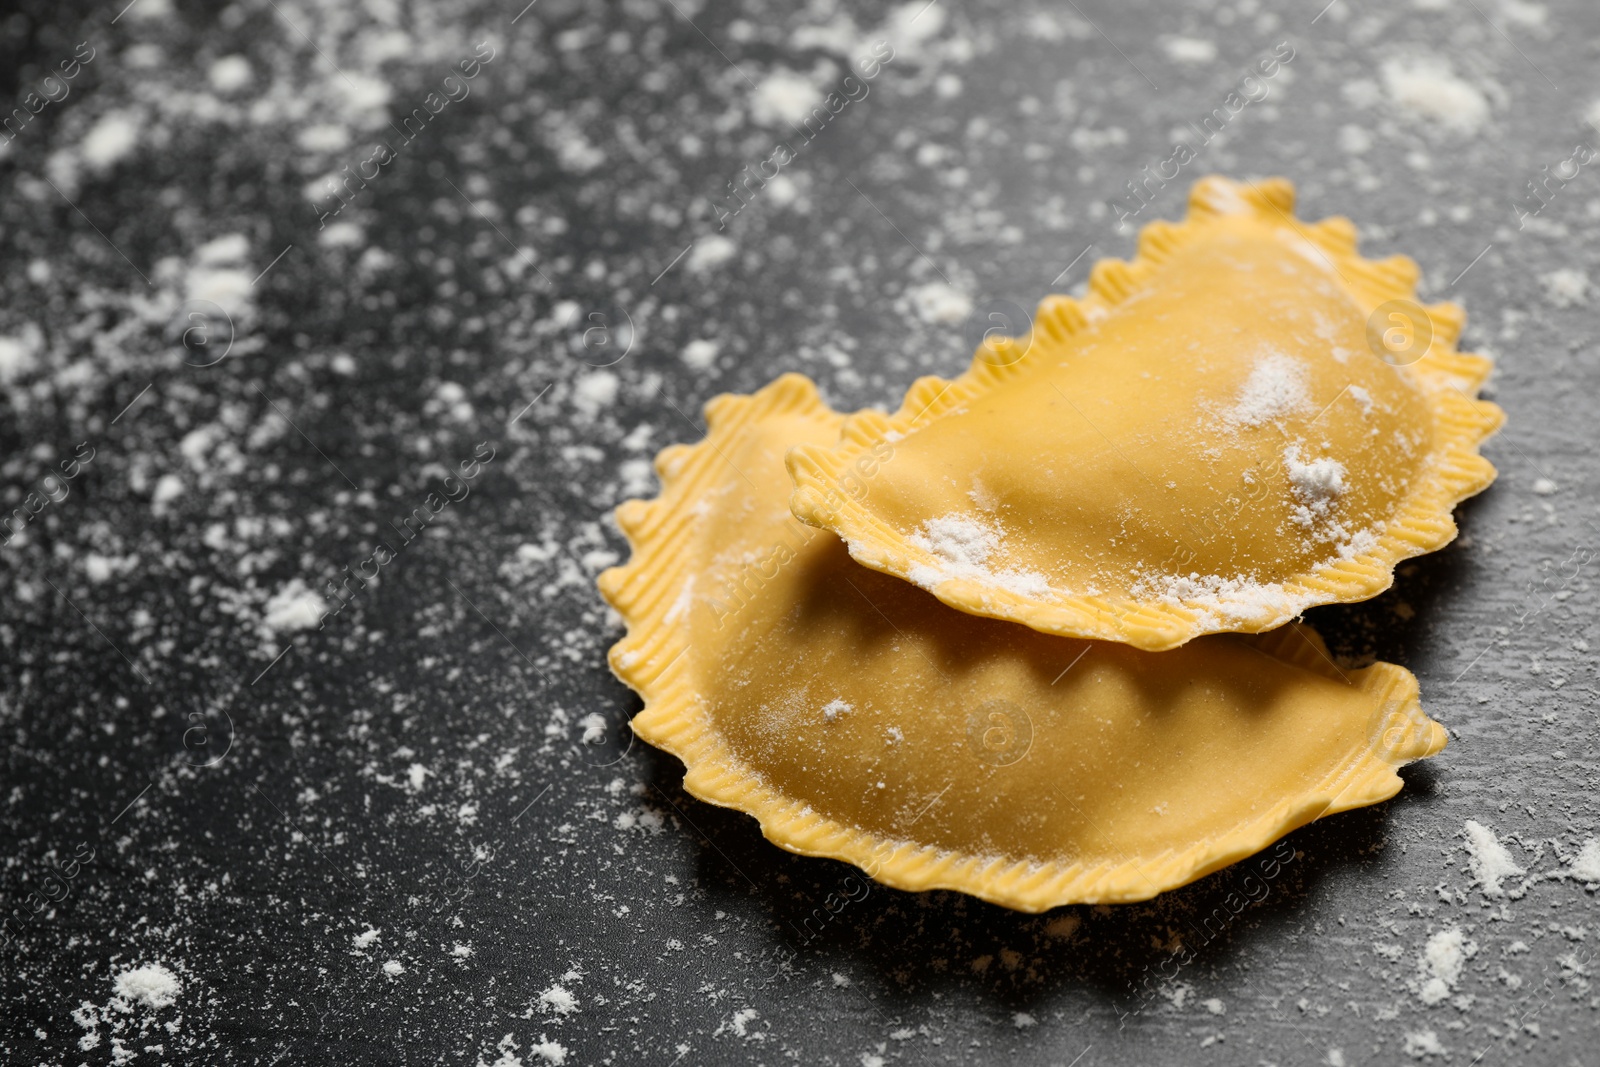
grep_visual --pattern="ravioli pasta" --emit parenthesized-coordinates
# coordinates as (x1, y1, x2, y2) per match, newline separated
(787, 177, 1502, 651)
(599, 375, 1445, 911)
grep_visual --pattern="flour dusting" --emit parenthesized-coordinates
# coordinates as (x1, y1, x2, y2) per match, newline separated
(1380, 57, 1489, 134)
(750, 69, 824, 128)
(1284, 447, 1347, 501)
(907, 281, 973, 325)
(1413, 926, 1473, 1005)
(909, 514, 999, 567)
(1463, 819, 1525, 897)
(262, 578, 327, 635)
(1403, 1029, 1448, 1058)
(1161, 36, 1217, 64)
(687, 235, 737, 273)
(1225, 354, 1310, 427)
(906, 514, 1052, 598)
(1284, 444, 1349, 533)
(1567, 838, 1600, 884)
(1541, 268, 1590, 308)
(71, 963, 185, 1059)
(1131, 572, 1289, 625)
(536, 983, 580, 1017)
(531, 1036, 568, 1064)
(113, 964, 182, 1010)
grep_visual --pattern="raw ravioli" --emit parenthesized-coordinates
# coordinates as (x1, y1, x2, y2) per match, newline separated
(599, 374, 1445, 911)
(787, 177, 1502, 650)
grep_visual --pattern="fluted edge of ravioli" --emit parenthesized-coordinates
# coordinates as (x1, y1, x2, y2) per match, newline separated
(786, 176, 1505, 651)
(597, 374, 1446, 912)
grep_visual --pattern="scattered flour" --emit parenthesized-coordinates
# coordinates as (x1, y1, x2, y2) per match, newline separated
(83, 552, 135, 583)
(681, 339, 720, 370)
(1225, 354, 1310, 427)
(546, 120, 605, 173)
(1162, 37, 1218, 63)
(1380, 57, 1489, 134)
(572, 371, 620, 418)
(80, 111, 142, 172)
(906, 514, 1052, 598)
(765, 172, 802, 208)
(262, 578, 326, 634)
(185, 257, 255, 319)
(821, 698, 853, 722)
(687, 235, 737, 273)
(1403, 1029, 1448, 1058)
(1463, 819, 1524, 897)
(537, 983, 580, 1017)
(1338, 124, 1372, 155)
(429, 380, 475, 423)
(750, 69, 824, 127)
(207, 55, 253, 93)
(73, 964, 184, 1058)
(195, 233, 250, 265)
(966, 475, 997, 511)
(883, 0, 946, 50)
(298, 123, 351, 153)
(407, 763, 431, 791)
(113, 964, 181, 1009)
(151, 473, 185, 511)
(1567, 839, 1600, 884)
(531, 1036, 568, 1064)
(352, 926, 382, 950)
(578, 713, 607, 744)
(382, 959, 405, 977)
(1284, 445, 1349, 534)
(1284, 446, 1347, 503)
(1133, 570, 1287, 619)
(1541, 268, 1589, 307)
(0, 334, 38, 383)
(721, 1007, 761, 1039)
(909, 514, 998, 568)
(907, 281, 973, 325)
(479, 1033, 523, 1067)
(1414, 926, 1473, 1005)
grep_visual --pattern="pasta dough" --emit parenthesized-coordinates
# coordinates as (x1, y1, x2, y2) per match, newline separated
(599, 374, 1445, 911)
(787, 177, 1502, 650)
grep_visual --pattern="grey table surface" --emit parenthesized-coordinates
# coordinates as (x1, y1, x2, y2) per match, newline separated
(1, 0, 1597, 1063)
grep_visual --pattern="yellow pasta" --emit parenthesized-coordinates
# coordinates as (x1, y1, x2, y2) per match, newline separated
(599, 374, 1444, 911)
(788, 177, 1502, 650)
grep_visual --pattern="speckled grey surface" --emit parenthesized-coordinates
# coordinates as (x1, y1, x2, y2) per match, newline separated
(2, 0, 1598, 1063)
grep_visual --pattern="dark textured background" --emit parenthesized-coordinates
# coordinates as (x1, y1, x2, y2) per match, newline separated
(1, 0, 1597, 1063)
